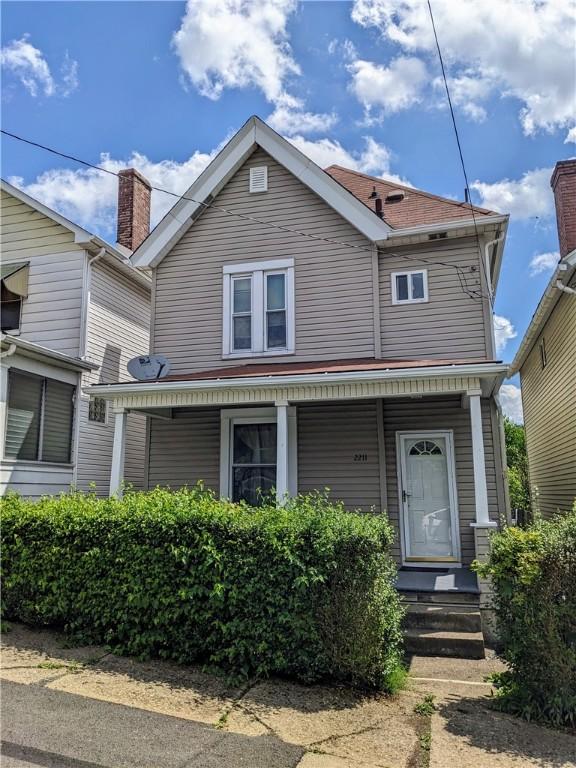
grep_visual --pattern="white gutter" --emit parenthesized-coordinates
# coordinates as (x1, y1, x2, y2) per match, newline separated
(85, 362, 508, 398)
(1, 334, 99, 372)
(0, 342, 16, 360)
(382, 214, 508, 240)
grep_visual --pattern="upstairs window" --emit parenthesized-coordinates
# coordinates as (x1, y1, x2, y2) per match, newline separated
(1, 261, 29, 333)
(4, 369, 75, 463)
(391, 269, 428, 305)
(223, 259, 294, 357)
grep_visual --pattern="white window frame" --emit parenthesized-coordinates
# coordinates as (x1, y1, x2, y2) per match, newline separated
(219, 407, 297, 500)
(391, 269, 429, 305)
(222, 259, 295, 358)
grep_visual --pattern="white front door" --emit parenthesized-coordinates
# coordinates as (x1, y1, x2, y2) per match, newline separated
(398, 432, 460, 563)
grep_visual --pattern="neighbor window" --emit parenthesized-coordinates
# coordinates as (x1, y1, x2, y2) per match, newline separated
(223, 259, 294, 356)
(539, 338, 547, 369)
(1, 261, 29, 333)
(88, 396, 108, 424)
(391, 270, 428, 304)
(4, 369, 75, 463)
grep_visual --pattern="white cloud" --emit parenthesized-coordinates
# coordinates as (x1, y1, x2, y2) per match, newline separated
(351, 0, 576, 136)
(494, 315, 517, 356)
(499, 384, 523, 424)
(287, 134, 409, 184)
(173, 0, 298, 105)
(0, 35, 78, 98)
(471, 167, 554, 220)
(434, 72, 492, 122)
(267, 104, 338, 135)
(348, 57, 428, 114)
(529, 251, 560, 276)
(565, 127, 576, 144)
(9, 145, 225, 239)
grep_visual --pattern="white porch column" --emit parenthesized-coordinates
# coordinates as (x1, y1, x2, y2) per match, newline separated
(276, 401, 289, 504)
(0, 362, 9, 460)
(469, 394, 495, 527)
(109, 408, 127, 497)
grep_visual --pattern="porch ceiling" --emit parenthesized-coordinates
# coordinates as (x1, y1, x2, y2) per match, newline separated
(85, 360, 507, 412)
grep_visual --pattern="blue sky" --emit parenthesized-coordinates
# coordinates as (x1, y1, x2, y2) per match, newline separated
(2, 1, 575, 421)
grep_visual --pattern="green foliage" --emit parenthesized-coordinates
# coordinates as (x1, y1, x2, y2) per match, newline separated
(475, 503, 576, 727)
(0, 487, 404, 690)
(414, 694, 437, 716)
(503, 417, 531, 516)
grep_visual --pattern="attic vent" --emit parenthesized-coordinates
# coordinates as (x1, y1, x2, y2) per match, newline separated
(428, 231, 448, 240)
(385, 190, 406, 203)
(249, 166, 268, 193)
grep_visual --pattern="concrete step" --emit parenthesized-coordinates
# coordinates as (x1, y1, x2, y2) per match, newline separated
(404, 629, 485, 659)
(400, 590, 480, 606)
(403, 604, 482, 633)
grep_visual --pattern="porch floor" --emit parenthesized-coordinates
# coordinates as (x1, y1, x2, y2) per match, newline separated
(395, 567, 479, 594)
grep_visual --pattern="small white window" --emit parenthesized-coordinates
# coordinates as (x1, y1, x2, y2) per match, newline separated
(249, 166, 268, 193)
(391, 270, 428, 304)
(223, 259, 294, 357)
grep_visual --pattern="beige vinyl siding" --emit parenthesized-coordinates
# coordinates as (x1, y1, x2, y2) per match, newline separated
(520, 285, 576, 517)
(382, 396, 500, 565)
(76, 260, 150, 494)
(147, 408, 220, 491)
(153, 148, 374, 374)
(1, 191, 79, 258)
(378, 238, 489, 360)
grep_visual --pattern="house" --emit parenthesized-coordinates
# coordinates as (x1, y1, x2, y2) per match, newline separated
(0, 170, 151, 497)
(88, 115, 510, 587)
(510, 160, 576, 517)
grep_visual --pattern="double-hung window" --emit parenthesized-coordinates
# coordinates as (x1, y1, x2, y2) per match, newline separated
(4, 369, 75, 463)
(391, 270, 428, 304)
(223, 259, 294, 357)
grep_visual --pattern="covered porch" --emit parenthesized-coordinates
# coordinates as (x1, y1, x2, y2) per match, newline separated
(87, 358, 508, 569)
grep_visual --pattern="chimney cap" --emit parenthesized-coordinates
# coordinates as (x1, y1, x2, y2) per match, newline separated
(118, 167, 152, 190)
(551, 158, 576, 189)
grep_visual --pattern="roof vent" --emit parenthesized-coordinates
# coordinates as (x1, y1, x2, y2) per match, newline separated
(249, 166, 268, 193)
(428, 231, 448, 240)
(385, 190, 406, 204)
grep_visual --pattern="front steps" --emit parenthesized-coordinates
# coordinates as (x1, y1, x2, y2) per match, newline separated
(398, 569, 485, 659)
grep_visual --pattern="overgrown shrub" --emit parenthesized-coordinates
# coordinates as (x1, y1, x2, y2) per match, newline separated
(1, 487, 404, 690)
(475, 503, 576, 727)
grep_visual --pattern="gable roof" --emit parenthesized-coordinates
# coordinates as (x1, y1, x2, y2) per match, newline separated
(325, 166, 498, 230)
(130, 116, 392, 269)
(0, 179, 151, 291)
(509, 248, 576, 375)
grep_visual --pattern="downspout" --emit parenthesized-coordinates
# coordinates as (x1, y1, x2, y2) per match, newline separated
(556, 280, 576, 295)
(73, 247, 105, 488)
(0, 342, 17, 360)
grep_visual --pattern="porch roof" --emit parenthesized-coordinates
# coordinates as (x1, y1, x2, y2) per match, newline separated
(85, 358, 507, 411)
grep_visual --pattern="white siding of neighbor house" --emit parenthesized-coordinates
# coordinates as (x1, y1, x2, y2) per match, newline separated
(76, 260, 150, 494)
(378, 238, 489, 360)
(1, 190, 85, 357)
(152, 148, 375, 374)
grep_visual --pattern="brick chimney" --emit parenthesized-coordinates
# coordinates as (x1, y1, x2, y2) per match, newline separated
(551, 159, 576, 258)
(117, 168, 151, 251)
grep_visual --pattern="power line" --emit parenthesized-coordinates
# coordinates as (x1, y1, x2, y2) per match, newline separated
(426, 0, 489, 307)
(1, 126, 489, 303)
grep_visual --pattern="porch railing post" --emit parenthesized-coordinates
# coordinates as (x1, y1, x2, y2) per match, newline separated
(276, 400, 289, 505)
(110, 408, 127, 498)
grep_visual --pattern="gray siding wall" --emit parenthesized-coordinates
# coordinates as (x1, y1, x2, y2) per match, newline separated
(298, 401, 382, 512)
(379, 238, 489, 360)
(382, 396, 500, 565)
(76, 260, 150, 494)
(147, 408, 220, 491)
(153, 148, 375, 374)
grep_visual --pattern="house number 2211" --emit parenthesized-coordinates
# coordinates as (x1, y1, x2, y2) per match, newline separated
(354, 453, 368, 462)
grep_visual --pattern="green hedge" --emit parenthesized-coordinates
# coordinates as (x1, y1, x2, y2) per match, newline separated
(1, 487, 404, 690)
(475, 504, 576, 727)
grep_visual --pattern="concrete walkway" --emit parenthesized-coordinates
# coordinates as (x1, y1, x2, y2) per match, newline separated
(2, 624, 575, 767)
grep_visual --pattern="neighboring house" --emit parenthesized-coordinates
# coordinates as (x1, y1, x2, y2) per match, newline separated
(89, 116, 510, 583)
(510, 160, 576, 517)
(0, 171, 151, 497)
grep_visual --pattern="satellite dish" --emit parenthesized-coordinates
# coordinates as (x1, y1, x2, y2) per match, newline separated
(127, 354, 171, 381)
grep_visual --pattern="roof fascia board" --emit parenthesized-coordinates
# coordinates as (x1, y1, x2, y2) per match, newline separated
(1, 334, 99, 372)
(86, 362, 508, 398)
(510, 254, 576, 375)
(381, 214, 508, 241)
(130, 116, 391, 269)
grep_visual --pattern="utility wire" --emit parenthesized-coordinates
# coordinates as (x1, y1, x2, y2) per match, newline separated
(426, 0, 489, 307)
(1, 127, 491, 304)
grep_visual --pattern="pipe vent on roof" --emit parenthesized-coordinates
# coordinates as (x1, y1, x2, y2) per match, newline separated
(249, 166, 268, 193)
(385, 190, 406, 203)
